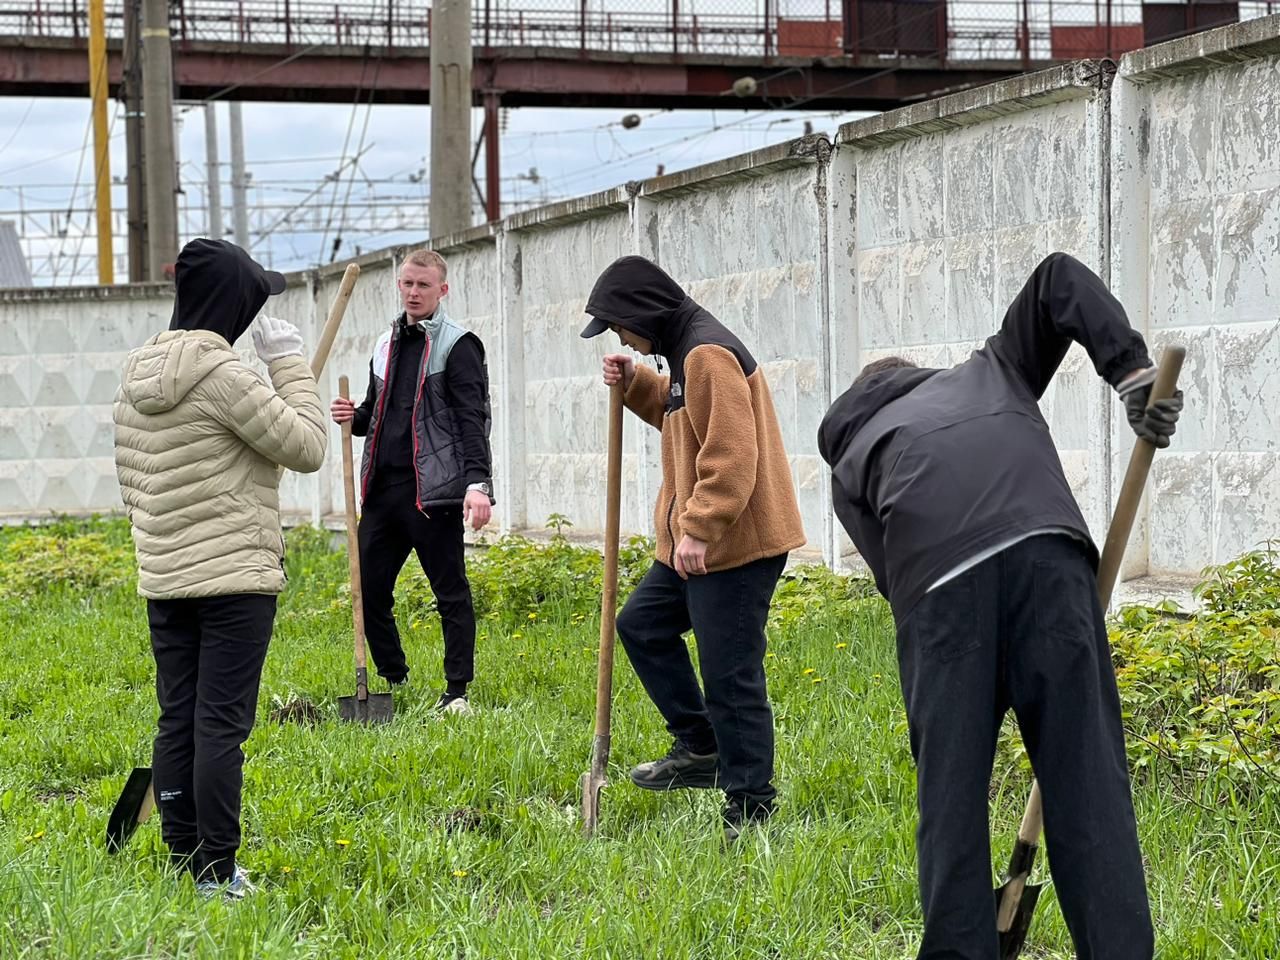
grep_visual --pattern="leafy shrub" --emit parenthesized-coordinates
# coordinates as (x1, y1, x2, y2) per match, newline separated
(1111, 547, 1280, 788)
(0, 523, 135, 598)
(405, 515, 655, 628)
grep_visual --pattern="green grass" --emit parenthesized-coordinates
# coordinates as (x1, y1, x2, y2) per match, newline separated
(0, 523, 1277, 958)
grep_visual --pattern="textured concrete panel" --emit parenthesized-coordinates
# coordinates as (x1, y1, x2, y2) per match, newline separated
(1215, 188, 1280, 324)
(1214, 322, 1280, 452)
(1215, 452, 1280, 561)
(1149, 453, 1215, 575)
(1115, 22, 1280, 574)
(945, 127, 996, 237)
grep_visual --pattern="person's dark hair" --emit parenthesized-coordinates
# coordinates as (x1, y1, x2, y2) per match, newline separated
(854, 355, 917, 385)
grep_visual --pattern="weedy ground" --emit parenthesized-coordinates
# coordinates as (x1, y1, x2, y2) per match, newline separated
(0, 519, 1277, 959)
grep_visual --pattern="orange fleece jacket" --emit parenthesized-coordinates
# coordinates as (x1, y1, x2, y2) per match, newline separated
(624, 345, 806, 572)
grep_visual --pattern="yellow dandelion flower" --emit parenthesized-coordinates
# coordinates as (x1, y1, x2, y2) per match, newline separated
(527, 612, 538, 621)
(335, 838, 351, 847)
(513, 632, 524, 639)
(835, 643, 848, 650)
(282, 866, 293, 874)
(24, 830, 45, 842)
(765, 652, 776, 659)
(801, 668, 816, 676)
(453, 869, 469, 878)
(812, 677, 825, 684)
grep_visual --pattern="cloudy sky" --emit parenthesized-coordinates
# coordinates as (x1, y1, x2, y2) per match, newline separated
(0, 97, 870, 285)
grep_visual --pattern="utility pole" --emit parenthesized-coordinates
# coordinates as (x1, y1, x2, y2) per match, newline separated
(141, 0, 178, 278)
(121, 0, 147, 280)
(87, 0, 114, 283)
(429, 0, 474, 236)
(483, 91, 501, 223)
(229, 102, 250, 248)
(204, 104, 223, 240)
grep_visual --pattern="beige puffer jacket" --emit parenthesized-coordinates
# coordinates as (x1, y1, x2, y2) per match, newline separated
(113, 329, 327, 599)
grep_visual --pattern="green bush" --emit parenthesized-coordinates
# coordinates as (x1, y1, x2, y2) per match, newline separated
(405, 515, 655, 629)
(1111, 547, 1280, 788)
(0, 522, 135, 598)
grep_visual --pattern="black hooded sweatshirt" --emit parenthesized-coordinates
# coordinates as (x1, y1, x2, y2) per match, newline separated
(168, 238, 286, 344)
(817, 253, 1151, 624)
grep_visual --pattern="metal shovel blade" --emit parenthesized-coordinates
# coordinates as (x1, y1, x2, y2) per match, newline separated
(996, 881, 1043, 960)
(581, 769, 606, 836)
(337, 692, 394, 724)
(106, 767, 155, 853)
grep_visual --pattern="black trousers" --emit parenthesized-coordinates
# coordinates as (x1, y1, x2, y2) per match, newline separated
(358, 479, 475, 687)
(616, 554, 787, 809)
(147, 593, 275, 884)
(896, 534, 1153, 960)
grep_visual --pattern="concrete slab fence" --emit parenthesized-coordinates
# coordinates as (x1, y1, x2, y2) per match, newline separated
(2, 16, 1278, 588)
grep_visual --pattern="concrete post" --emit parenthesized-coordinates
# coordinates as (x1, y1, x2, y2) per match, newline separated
(204, 104, 223, 240)
(429, 0, 474, 236)
(141, 0, 178, 277)
(121, 0, 147, 281)
(229, 102, 250, 249)
(824, 137, 859, 572)
(496, 228, 527, 532)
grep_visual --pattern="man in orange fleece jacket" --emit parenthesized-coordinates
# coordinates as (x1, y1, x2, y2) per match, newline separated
(582, 255, 806, 840)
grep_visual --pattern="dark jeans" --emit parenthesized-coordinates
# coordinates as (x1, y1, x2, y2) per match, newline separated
(896, 534, 1153, 960)
(358, 479, 476, 687)
(616, 554, 787, 808)
(147, 593, 275, 884)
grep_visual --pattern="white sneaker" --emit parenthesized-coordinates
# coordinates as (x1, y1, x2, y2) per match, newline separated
(436, 693, 472, 715)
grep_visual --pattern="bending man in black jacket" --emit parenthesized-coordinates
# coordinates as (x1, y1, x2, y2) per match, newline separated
(331, 249, 494, 713)
(818, 254, 1181, 960)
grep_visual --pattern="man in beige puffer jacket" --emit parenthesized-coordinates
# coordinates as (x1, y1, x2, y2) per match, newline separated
(113, 238, 326, 897)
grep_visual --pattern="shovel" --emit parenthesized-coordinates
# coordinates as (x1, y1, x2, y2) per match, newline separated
(336, 375, 395, 725)
(105, 262, 362, 852)
(995, 344, 1185, 959)
(581, 381, 625, 835)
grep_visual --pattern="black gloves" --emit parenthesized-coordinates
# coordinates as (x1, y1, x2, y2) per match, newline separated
(1117, 366, 1183, 448)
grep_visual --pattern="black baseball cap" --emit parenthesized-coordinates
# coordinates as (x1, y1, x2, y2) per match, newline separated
(580, 316, 611, 339)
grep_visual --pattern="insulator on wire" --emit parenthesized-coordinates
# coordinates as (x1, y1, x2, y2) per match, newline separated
(621, 113, 642, 130)
(732, 76, 758, 97)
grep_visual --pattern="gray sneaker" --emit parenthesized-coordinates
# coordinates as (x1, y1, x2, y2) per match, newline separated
(629, 740, 719, 791)
(722, 796, 773, 842)
(196, 865, 255, 902)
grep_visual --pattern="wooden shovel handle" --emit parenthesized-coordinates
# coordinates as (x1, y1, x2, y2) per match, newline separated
(1096, 346, 1185, 610)
(593, 382, 625, 739)
(311, 263, 360, 380)
(276, 262, 360, 484)
(338, 376, 368, 672)
(1003, 344, 1185, 925)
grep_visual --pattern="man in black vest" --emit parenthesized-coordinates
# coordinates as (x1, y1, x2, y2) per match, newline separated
(819, 253, 1181, 960)
(331, 249, 494, 713)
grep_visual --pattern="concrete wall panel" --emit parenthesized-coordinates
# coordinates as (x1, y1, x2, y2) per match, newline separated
(1114, 17, 1280, 574)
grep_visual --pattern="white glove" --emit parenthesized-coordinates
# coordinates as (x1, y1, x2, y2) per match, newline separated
(252, 315, 305, 363)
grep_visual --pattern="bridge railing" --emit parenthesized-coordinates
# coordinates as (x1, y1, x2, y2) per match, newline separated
(1, 0, 1277, 60)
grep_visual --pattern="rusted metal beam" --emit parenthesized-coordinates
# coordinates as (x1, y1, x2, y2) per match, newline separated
(0, 38, 1046, 109)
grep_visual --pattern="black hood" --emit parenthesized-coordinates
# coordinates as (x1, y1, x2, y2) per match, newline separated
(580, 256, 699, 354)
(168, 238, 287, 345)
(818, 367, 939, 468)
